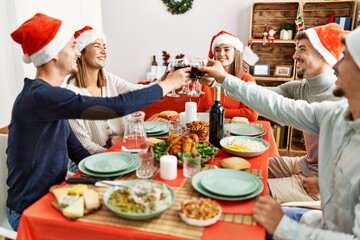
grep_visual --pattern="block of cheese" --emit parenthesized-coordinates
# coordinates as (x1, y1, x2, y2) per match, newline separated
(83, 189, 100, 210)
(62, 196, 84, 218)
(52, 187, 70, 203)
(68, 184, 88, 195)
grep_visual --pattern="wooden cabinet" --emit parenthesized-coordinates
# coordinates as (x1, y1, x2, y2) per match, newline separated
(249, 0, 357, 154)
(249, 0, 357, 83)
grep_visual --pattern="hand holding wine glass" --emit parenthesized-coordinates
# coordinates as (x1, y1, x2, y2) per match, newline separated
(167, 58, 191, 97)
(189, 58, 207, 96)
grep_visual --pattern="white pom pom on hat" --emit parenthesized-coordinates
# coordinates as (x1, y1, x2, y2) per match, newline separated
(10, 13, 73, 67)
(345, 26, 360, 69)
(74, 26, 107, 52)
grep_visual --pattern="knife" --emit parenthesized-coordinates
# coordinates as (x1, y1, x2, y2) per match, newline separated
(66, 178, 125, 187)
(66, 178, 148, 195)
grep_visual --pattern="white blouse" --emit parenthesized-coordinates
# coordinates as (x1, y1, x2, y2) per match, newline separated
(66, 72, 151, 154)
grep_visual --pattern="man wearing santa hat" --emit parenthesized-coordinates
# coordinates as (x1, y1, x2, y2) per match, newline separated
(199, 25, 360, 239)
(7, 13, 189, 230)
(265, 23, 347, 204)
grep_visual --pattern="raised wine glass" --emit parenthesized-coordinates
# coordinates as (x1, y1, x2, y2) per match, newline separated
(189, 58, 207, 96)
(167, 58, 190, 97)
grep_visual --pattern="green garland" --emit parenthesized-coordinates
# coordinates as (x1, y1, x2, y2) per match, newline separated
(162, 0, 193, 15)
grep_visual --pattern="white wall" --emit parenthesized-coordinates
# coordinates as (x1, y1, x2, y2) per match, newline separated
(0, 0, 102, 127)
(102, 0, 254, 83)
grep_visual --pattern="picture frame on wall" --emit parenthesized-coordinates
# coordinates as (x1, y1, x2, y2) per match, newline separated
(253, 64, 270, 76)
(274, 65, 292, 77)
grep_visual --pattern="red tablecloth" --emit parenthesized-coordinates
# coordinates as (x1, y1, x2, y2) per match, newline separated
(16, 117, 278, 240)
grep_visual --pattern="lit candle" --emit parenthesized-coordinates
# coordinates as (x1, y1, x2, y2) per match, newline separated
(185, 102, 197, 123)
(179, 112, 186, 127)
(160, 155, 177, 180)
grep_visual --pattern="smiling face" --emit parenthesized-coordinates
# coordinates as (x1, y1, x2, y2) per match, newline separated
(57, 37, 81, 75)
(214, 44, 235, 71)
(82, 39, 107, 70)
(333, 48, 360, 99)
(293, 39, 329, 79)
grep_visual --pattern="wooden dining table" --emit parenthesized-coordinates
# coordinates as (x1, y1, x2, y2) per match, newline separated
(16, 114, 278, 240)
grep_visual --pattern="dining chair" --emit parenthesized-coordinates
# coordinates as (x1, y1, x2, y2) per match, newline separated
(0, 133, 17, 239)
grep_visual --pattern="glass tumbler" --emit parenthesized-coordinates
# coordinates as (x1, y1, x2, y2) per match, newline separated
(136, 147, 155, 179)
(183, 153, 201, 178)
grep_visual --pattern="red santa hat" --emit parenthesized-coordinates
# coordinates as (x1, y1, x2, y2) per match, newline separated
(208, 30, 244, 59)
(345, 26, 360, 68)
(10, 13, 73, 67)
(208, 30, 259, 66)
(74, 26, 107, 52)
(304, 23, 349, 67)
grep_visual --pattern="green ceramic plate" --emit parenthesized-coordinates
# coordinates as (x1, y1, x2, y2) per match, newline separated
(103, 180, 176, 220)
(191, 169, 263, 201)
(84, 152, 134, 173)
(200, 169, 260, 197)
(144, 122, 168, 134)
(146, 126, 169, 136)
(226, 123, 265, 137)
(78, 153, 140, 177)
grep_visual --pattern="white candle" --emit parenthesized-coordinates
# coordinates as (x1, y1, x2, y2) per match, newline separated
(179, 112, 186, 127)
(185, 102, 197, 123)
(160, 155, 177, 180)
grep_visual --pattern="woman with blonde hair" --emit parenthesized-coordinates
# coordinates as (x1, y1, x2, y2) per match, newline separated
(197, 30, 258, 120)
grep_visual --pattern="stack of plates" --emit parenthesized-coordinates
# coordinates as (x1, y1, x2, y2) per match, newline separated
(225, 123, 265, 137)
(78, 152, 140, 177)
(144, 122, 170, 136)
(191, 169, 263, 201)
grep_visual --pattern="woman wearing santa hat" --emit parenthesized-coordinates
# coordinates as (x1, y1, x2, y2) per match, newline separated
(197, 30, 259, 120)
(65, 26, 158, 169)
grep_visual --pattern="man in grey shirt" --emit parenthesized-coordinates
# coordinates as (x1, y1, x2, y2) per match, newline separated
(265, 23, 347, 203)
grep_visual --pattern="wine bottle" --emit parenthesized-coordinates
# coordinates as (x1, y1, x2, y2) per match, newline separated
(151, 55, 158, 66)
(209, 86, 224, 148)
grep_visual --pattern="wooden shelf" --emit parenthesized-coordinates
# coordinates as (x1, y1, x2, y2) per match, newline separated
(249, 0, 357, 154)
(251, 39, 295, 44)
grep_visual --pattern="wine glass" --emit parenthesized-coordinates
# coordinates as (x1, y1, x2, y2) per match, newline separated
(189, 58, 207, 96)
(167, 58, 190, 97)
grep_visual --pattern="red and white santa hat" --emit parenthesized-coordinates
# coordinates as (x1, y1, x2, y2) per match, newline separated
(304, 23, 349, 67)
(208, 30, 259, 66)
(10, 13, 73, 67)
(208, 30, 244, 59)
(345, 26, 360, 69)
(74, 26, 107, 52)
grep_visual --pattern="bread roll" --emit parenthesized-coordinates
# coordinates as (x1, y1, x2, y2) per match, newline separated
(231, 117, 249, 124)
(158, 110, 179, 119)
(220, 157, 251, 170)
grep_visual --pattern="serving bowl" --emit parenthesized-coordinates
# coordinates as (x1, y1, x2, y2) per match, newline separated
(220, 136, 269, 157)
(103, 180, 176, 220)
(178, 198, 222, 227)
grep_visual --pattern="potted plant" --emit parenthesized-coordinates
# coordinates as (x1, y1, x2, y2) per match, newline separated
(279, 23, 295, 40)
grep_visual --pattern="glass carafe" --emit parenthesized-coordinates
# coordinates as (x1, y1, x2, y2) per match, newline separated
(122, 111, 148, 154)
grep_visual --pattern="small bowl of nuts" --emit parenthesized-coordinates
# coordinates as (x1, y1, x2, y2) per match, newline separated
(178, 197, 222, 227)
